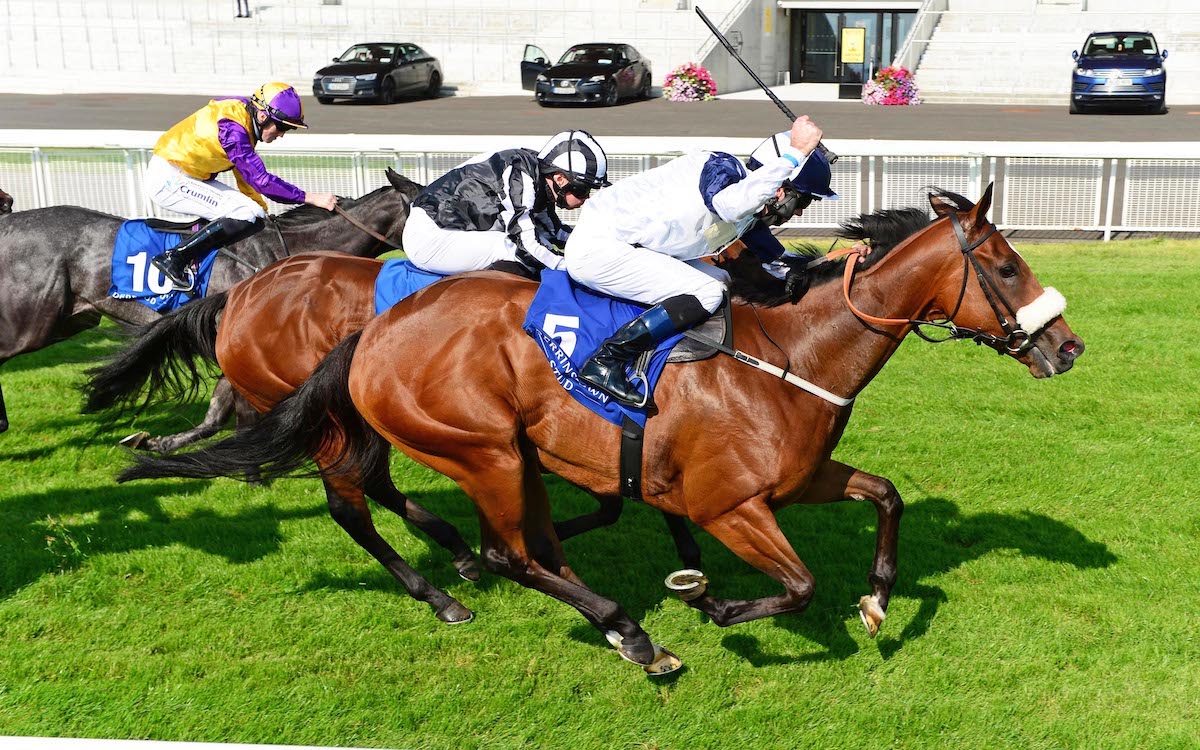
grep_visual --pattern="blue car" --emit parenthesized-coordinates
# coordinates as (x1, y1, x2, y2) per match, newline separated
(1071, 31, 1167, 114)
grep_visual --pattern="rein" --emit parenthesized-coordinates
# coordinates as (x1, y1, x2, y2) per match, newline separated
(334, 203, 404, 251)
(217, 202, 402, 278)
(697, 211, 1044, 407)
(834, 213, 1036, 355)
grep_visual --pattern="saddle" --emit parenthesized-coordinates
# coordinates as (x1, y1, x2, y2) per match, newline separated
(143, 217, 210, 235)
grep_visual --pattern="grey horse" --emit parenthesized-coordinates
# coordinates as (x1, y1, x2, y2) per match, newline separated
(0, 168, 419, 442)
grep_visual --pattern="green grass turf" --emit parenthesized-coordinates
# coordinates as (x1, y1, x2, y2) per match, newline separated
(0, 238, 1197, 749)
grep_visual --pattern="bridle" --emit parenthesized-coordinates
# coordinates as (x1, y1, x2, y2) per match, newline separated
(834, 212, 1038, 355)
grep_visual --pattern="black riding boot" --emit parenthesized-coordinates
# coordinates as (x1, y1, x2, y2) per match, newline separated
(579, 294, 710, 407)
(151, 216, 263, 291)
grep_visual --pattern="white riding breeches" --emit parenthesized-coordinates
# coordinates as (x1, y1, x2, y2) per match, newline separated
(403, 207, 525, 275)
(565, 210, 729, 313)
(144, 155, 266, 222)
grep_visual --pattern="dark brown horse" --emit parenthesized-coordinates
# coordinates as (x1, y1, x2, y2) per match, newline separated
(121, 187, 1084, 674)
(0, 168, 418, 440)
(0, 187, 12, 214)
(83, 253, 477, 623)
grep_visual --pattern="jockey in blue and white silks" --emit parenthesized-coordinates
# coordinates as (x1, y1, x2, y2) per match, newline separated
(404, 130, 610, 275)
(565, 116, 837, 406)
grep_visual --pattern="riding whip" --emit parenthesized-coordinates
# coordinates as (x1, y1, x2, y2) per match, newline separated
(695, 5, 839, 165)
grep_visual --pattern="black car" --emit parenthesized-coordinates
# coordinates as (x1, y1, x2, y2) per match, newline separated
(1070, 31, 1167, 114)
(521, 43, 652, 106)
(313, 42, 442, 104)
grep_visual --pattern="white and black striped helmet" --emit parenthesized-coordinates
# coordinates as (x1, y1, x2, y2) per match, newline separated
(538, 130, 611, 188)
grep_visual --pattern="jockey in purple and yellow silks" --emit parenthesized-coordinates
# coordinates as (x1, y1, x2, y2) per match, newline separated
(143, 82, 338, 290)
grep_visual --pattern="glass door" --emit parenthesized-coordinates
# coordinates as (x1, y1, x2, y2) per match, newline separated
(790, 10, 917, 88)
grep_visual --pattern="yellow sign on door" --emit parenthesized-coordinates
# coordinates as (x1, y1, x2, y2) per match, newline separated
(841, 27, 866, 64)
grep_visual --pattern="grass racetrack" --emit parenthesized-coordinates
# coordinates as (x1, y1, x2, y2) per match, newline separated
(1, 238, 1197, 749)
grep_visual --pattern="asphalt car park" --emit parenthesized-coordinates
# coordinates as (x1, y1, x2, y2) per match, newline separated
(0, 93, 1195, 143)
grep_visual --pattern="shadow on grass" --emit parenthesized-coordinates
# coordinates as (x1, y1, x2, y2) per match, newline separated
(0, 402, 220, 462)
(0, 324, 126, 376)
(0, 479, 326, 598)
(552, 490, 1115, 667)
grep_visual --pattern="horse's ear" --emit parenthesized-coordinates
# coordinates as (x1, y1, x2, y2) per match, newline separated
(385, 167, 403, 190)
(971, 182, 995, 223)
(928, 192, 958, 217)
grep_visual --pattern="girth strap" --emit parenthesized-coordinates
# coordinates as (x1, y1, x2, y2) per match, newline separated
(619, 416, 644, 500)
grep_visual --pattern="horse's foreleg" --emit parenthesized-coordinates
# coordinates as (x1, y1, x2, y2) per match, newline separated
(553, 495, 623, 540)
(554, 497, 702, 570)
(794, 460, 903, 637)
(139, 377, 237, 454)
(321, 473, 473, 625)
(364, 474, 481, 582)
(0, 381, 7, 433)
(676, 496, 816, 628)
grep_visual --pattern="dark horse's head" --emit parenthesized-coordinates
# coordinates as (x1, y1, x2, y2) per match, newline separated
(0, 188, 12, 214)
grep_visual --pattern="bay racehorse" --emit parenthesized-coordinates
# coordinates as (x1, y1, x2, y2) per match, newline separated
(82, 250, 704, 620)
(0, 188, 12, 214)
(121, 186, 1084, 674)
(0, 168, 418, 440)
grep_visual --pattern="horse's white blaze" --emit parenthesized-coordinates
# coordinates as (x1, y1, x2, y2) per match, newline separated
(1016, 287, 1066, 334)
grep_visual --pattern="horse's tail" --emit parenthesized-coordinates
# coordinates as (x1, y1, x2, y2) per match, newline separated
(82, 291, 228, 414)
(118, 331, 387, 485)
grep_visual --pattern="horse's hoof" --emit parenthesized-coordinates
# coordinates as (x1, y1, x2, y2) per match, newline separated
(454, 557, 482, 582)
(0, 419, 8, 434)
(858, 594, 886, 638)
(664, 568, 708, 602)
(118, 431, 151, 451)
(436, 601, 474, 625)
(642, 645, 682, 676)
(605, 631, 679, 674)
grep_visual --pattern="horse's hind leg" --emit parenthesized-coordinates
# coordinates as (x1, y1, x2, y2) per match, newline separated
(364, 474, 481, 582)
(136, 377, 237, 454)
(322, 474, 473, 625)
(793, 460, 903, 638)
(432, 447, 669, 670)
(0, 380, 7, 433)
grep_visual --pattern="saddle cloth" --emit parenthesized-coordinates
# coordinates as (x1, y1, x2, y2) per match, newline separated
(373, 258, 448, 315)
(109, 220, 219, 313)
(522, 269, 727, 428)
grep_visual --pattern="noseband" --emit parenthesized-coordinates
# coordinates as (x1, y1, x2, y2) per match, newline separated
(838, 213, 1048, 354)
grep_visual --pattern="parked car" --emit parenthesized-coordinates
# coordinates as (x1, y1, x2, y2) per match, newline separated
(313, 42, 442, 104)
(1070, 31, 1167, 114)
(521, 43, 652, 106)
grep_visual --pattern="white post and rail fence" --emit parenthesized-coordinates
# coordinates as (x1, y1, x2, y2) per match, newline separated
(2, 131, 1198, 241)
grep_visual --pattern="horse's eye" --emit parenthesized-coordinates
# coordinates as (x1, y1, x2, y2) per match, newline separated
(1000, 264, 1018, 279)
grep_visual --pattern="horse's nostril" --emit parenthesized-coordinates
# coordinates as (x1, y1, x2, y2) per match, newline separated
(1060, 340, 1084, 359)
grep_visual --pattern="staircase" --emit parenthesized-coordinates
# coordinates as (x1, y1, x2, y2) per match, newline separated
(912, 1, 1200, 105)
(0, 0, 737, 96)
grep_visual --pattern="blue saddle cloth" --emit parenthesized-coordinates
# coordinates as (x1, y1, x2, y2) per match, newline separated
(522, 270, 683, 428)
(109, 220, 219, 312)
(373, 258, 448, 316)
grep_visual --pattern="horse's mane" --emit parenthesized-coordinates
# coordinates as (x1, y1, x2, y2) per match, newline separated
(272, 171, 424, 228)
(727, 188, 975, 308)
